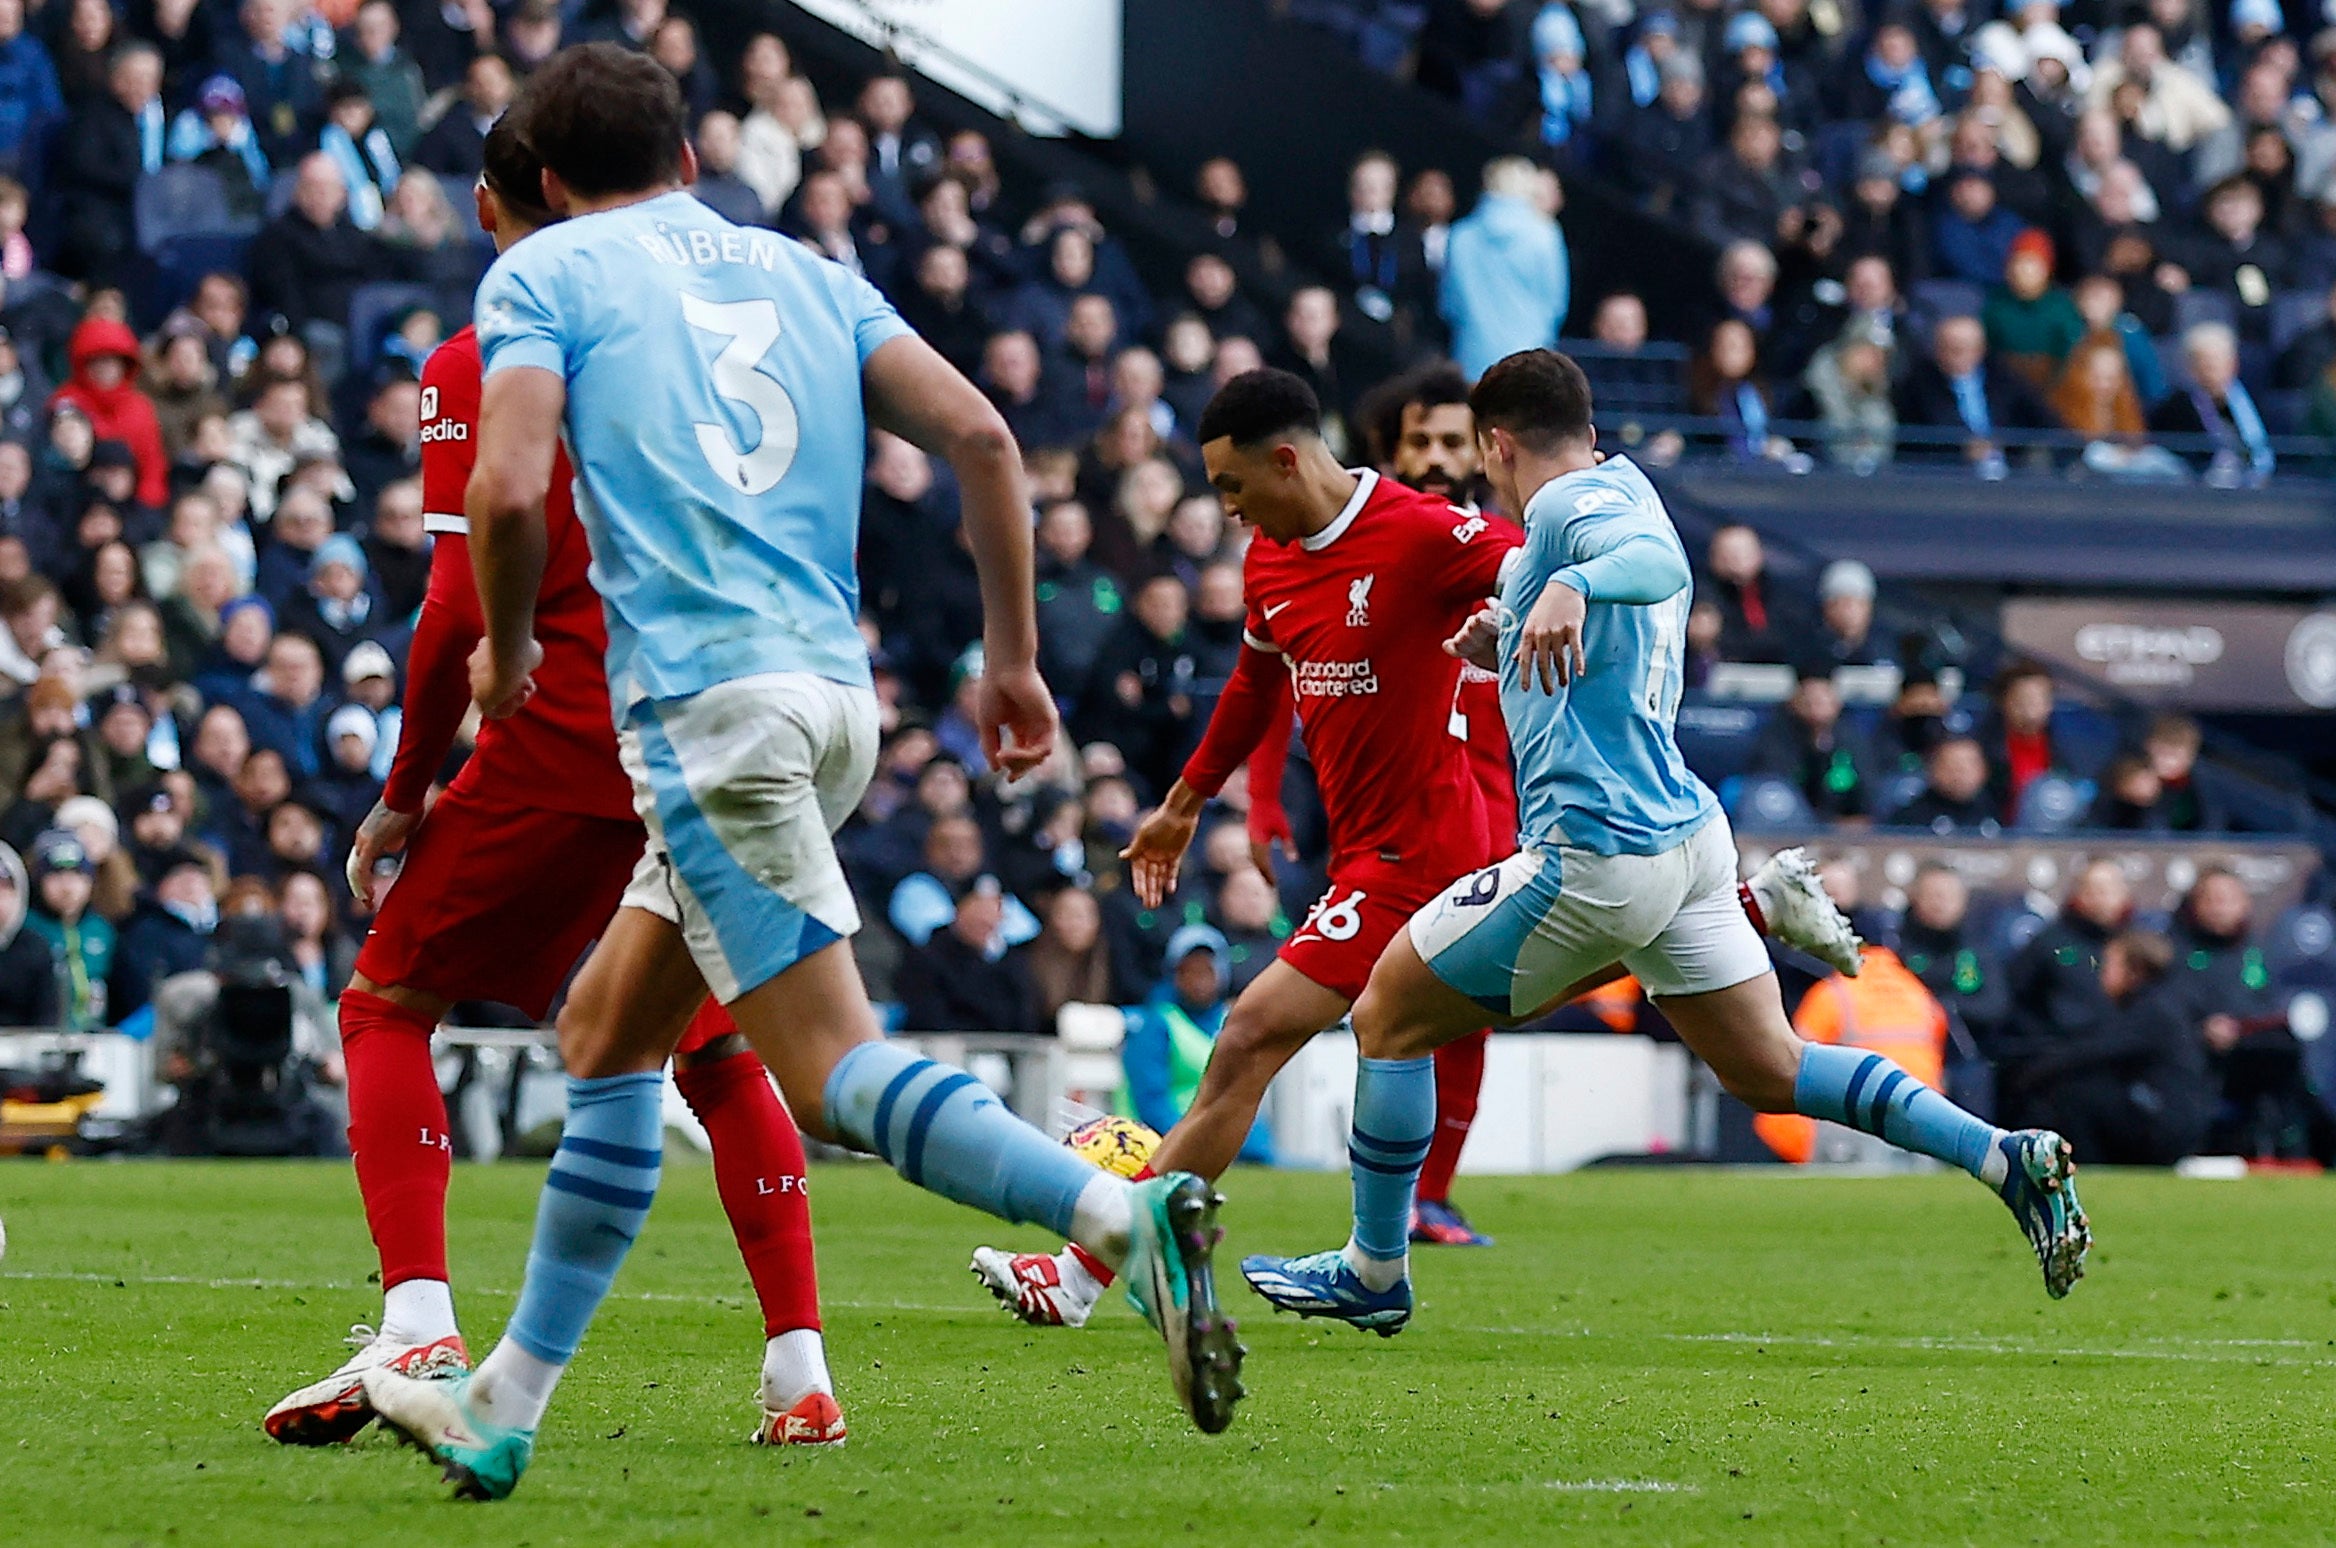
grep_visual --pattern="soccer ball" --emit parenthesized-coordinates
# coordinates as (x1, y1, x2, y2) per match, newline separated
(1064, 1115, 1161, 1179)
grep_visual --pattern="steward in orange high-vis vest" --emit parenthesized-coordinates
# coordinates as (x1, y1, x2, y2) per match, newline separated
(1757, 946, 1950, 1164)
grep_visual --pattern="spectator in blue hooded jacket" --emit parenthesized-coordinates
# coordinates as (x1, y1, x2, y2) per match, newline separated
(277, 533, 388, 678)
(1440, 156, 1570, 379)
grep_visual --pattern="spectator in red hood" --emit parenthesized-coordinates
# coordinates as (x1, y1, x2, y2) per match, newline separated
(50, 316, 167, 508)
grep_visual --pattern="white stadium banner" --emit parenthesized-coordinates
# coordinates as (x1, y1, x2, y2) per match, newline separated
(787, 0, 1124, 137)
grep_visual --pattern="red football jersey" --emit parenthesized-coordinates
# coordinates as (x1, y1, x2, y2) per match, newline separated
(381, 327, 636, 823)
(1239, 470, 1518, 870)
(1452, 662, 1518, 845)
(1447, 504, 1521, 848)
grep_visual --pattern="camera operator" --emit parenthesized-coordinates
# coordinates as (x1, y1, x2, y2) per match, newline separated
(148, 911, 343, 1156)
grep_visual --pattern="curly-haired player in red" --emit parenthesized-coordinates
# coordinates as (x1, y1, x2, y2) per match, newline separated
(261, 118, 840, 1451)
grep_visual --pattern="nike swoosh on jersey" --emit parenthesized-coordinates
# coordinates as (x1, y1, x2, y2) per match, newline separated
(1263, 602, 1292, 619)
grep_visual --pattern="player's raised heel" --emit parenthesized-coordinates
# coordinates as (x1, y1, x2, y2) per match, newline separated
(1748, 847, 1865, 977)
(1997, 1129, 2090, 1299)
(1123, 1172, 1246, 1435)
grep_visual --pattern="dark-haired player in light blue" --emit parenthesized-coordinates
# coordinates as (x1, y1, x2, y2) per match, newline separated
(1242, 349, 2090, 1335)
(359, 45, 1242, 1500)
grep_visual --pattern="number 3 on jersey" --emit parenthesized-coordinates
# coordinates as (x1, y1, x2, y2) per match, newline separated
(682, 293, 798, 495)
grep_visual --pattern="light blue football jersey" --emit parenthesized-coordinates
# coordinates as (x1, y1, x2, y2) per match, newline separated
(1497, 455, 1716, 857)
(474, 190, 911, 708)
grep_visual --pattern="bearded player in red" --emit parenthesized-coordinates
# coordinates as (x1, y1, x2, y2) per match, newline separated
(973, 370, 1861, 1325)
(1361, 364, 1512, 1245)
(262, 119, 841, 1450)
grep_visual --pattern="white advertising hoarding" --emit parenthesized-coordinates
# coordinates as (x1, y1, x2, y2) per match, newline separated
(788, 0, 1123, 136)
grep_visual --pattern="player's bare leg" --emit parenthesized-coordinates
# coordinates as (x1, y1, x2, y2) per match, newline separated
(1642, 973, 1805, 1112)
(1652, 975, 2088, 1297)
(554, 907, 712, 1077)
(1150, 962, 1353, 1178)
(709, 940, 884, 1137)
(266, 973, 469, 1443)
(972, 959, 1348, 1328)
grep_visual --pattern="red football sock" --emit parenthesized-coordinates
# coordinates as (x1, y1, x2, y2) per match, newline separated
(339, 989, 453, 1290)
(677, 1049, 821, 1337)
(1419, 1029, 1490, 1205)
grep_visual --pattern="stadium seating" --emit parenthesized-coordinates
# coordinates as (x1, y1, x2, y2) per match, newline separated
(133, 165, 254, 251)
(2013, 776, 2094, 835)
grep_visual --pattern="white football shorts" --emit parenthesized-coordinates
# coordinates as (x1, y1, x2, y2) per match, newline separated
(617, 670, 879, 1003)
(1407, 811, 1772, 1019)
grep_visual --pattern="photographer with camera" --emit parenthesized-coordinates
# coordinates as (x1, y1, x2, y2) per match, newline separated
(148, 911, 342, 1157)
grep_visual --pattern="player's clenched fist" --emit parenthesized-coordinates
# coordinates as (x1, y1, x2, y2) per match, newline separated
(1516, 576, 1588, 692)
(1443, 603, 1502, 671)
(345, 800, 419, 907)
(469, 636, 543, 719)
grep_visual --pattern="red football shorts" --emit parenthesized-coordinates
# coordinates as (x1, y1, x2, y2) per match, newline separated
(355, 787, 645, 1021)
(1277, 853, 1463, 1003)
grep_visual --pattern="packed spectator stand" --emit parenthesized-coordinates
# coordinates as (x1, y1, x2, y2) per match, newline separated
(0, 0, 2329, 1168)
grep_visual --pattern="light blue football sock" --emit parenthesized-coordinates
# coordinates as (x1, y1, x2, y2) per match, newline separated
(506, 1072, 664, 1366)
(1794, 1043, 2005, 1183)
(822, 1040, 1094, 1238)
(1348, 1055, 1436, 1264)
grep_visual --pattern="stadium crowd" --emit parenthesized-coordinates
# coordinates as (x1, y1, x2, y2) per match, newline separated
(0, 0, 2320, 1164)
(1300, 0, 2336, 480)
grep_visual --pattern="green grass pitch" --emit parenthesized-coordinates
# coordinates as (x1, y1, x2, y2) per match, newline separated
(4, 1158, 2335, 1545)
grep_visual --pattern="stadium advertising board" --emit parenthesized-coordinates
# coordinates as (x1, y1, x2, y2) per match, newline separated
(1739, 834, 2320, 920)
(2002, 598, 2336, 711)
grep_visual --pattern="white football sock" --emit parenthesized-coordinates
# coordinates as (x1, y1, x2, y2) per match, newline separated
(469, 1338, 564, 1432)
(1069, 1174, 1134, 1272)
(380, 1279, 458, 1346)
(1056, 1247, 1105, 1303)
(760, 1328, 832, 1408)
(1341, 1238, 1408, 1293)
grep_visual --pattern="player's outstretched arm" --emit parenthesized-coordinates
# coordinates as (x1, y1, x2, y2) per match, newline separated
(864, 332, 1056, 777)
(465, 364, 563, 718)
